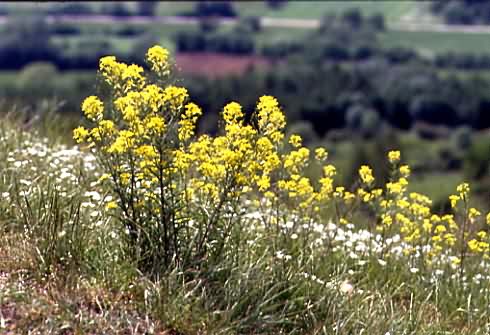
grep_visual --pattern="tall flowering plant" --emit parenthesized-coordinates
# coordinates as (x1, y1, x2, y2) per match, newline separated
(74, 46, 490, 287)
(73, 46, 324, 274)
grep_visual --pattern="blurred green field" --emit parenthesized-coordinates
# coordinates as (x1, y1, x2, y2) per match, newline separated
(235, 1, 421, 21)
(49, 21, 312, 57)
(50, 22, 191, 56)
(0, 1, 423, 21)
(379, 30, 490, 55)
(0, 70, 94, 85)
(48, 23, 490, 59)
(3, 1, 486, 57)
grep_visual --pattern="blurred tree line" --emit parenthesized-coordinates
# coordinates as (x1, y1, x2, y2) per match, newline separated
(0, 2, 161, 18)
(182, 59, 490, 136)
(0, 1, 288, 18)
(431, 0, 490, 25)
(5, 8, 490, 71)
(4, 9, 490, 136)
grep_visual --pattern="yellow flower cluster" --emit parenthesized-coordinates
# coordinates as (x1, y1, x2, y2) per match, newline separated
(288, 134, 302, 148)
(256, 96, 286, 143)
(99, 56, 146, 96)
(81, 96, 104, 122)
(359, 165, 374, 185)
(146, 45, 171, 76)
(388, 150, 400, 164)
(74, 46, 490, 273)
(179, 103, 202, 142)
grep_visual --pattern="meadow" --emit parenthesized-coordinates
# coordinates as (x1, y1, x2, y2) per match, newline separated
(2, 46, 490, 334)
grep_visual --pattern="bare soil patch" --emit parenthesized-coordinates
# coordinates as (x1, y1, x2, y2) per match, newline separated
(174, 52, 271, 78)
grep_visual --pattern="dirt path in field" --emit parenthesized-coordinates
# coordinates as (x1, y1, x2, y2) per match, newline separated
(3, 13, 490, 34)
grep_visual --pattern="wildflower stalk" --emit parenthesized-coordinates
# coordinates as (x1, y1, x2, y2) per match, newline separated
(459, 197, 469, 282)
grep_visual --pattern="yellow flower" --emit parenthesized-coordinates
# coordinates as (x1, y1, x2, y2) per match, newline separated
(434, 225, 446, 234)
(122, 64, 146, 92)
(479, 241, 490, 253)
(122, 105, 139, 123)
(135, 145, 158, 160)
(107, 130, 135, 154)
(334, 186, 344, 198)
(142, 84, 163, 112)
(314, 147, 328, 161)
(449, 194, 460, 209)
(256, 95, 286, 143)
(359, 165, 374, 185)
(99, 120, 115, 134)
(319, 177, 334, 198)
(264, 191, 275, 199)
(223, 101, 243, 125)
(81, 96, 104, 121)
(445, 233, 457, 246)
(430, 214, 441, 223)
(106, 201, 118, 210)
(283, 147, 310, 174)
(387, 178, 407, 195)
(98, 173, 111, 183)
(469, 207, 481, 220)
(456, 182, 470, 198)
(361, 191, 372, 203)
(73, 126, 90, 143)
(146, 45, 170, 75)
(120, 172, 131, 186)
(371, 188, 383, 198)
(146, 116, 166, 133)
(256, 175, 271, 192)
(163, 86, 188, 113)
(323, 165, 336, 177)
(399, 165, 410, 177)
(99, 55, 128, 90)
(388, 150, 400, 164)
(397, 199, 409, 209)
(90, 127, 103, 142)
(179, 102, 202, 141)
(381, 214, 392, 226)
(422, 219, 432, 232)
(289, 134, 302, 148)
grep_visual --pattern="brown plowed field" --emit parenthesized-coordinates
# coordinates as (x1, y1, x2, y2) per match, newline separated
(174, 52, 271, 78)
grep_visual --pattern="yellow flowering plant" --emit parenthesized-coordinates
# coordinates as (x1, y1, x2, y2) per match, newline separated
(74, 46, 490, 286)
(73, 46, 333, 274)
(74, 47, 206, 273)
